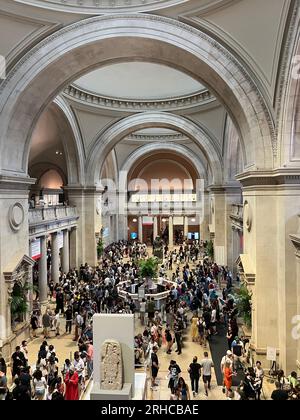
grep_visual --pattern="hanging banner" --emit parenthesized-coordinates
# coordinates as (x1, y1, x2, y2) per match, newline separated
(30, 239, 41, 260)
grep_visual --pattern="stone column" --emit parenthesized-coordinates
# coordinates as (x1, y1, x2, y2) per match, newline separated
(153, 216, 158, 240)
(51, 232, 60, 285)
(138, 216, 143, 242)
(65, 187, 85, 265)
(69, 227, 78, 269)
(38, 235, 48, 305)
(66, 186, 100, 267)
(184, 216, 189, 239)
(62, 229, 70, 274)
(200, 190, 210, 241)
(208, 185, 241, 266)
(237, 170, 300, 372)
(291, 235, 300, 369)
(169, 216, 174, 248)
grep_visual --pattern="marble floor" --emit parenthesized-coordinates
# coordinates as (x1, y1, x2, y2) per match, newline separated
(19, 312, 276, 400)
(9, 248, 276, 400)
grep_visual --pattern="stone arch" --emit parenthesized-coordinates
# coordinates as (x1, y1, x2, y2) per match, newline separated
(223, 115, 244, 182)
(118, 142, 210, 194)
(53, 96, 85, 185)
(277, 18, 300, 167)
(87, 112, 223, 185)
(0, 14, 275, 180)
(29, 162, 68, 187)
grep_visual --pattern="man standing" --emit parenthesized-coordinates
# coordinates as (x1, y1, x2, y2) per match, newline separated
(188, 356, 201, 397)
(200, 352, 214, 396)
(65, 305, 73, 334)
(150, 346, 159, 390)
(42, 310, 51, 339)
(11, 346, 26, 379)
(73, 312, 83, 341)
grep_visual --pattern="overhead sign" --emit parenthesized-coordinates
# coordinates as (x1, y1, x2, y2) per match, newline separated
(30, 239, 41, 260)
(131, 194, 197, 203)
(267, 347, 277, 362)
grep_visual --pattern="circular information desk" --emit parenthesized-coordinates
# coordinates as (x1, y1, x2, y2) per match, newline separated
(117, 279, 177, 310)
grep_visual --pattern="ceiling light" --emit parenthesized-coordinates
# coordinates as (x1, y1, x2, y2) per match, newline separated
(133, 218, 137, 223)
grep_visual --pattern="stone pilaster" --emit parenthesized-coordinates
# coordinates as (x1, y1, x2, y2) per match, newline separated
(208, 185, 241, 266)
(66, 186, 102, 267)
(0, 175, 35, 351)
(237, 170, 300, 372)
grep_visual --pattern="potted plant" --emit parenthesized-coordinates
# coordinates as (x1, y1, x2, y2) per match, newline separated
(236, 284, 252, 328)
(10, 282, 36, 327)
(138, 257, 158, 280)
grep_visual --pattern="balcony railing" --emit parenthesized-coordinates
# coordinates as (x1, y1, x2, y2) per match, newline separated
(230, 204, 243, 230)
(29, 206, 77, 225)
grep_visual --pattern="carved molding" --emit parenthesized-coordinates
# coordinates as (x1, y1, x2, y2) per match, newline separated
(237, 169, 300, 189)
(8, 202, 25, 232)
(4, 255, 35, 286)
(63, 85, 215, 112)
(125, 133, 187, 142)
(243, 201, 252, 233)
(16, 0, 187, 13)
(290, 233, 300, 259)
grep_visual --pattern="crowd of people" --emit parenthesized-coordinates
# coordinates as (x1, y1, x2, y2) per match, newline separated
(0, 239, 299, 400)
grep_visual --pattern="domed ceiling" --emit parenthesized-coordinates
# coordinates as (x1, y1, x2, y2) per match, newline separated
(73, 62, 204, 101)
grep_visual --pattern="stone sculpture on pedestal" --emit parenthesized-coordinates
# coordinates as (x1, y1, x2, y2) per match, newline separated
(153, 236, 163, 259)
(101, 339, 123, 391)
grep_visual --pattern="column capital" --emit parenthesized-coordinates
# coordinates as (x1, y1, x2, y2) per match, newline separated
(208, 184, 241, 194)
(0, 175, 36, 193)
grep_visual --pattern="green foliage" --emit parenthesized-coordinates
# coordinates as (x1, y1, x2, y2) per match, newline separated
(236, 284, 252, 327)
(205, 240, 214, 259)
(10, 282, 36, 317)
(97, 238, 104, 258)
(138, 257, 158, 279)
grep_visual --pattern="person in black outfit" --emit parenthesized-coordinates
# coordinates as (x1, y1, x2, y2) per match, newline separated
(0, 354, 7, 375)
(11, 346, 26, 379)
(150, 346, 159, 390)
(174, 320, 183, 355)
(271, 382, 289, 400)
(188, 356, 201, 396)
(19, 366, 32, 396)
(243, 368, 257, 400)
(55, 288, 64, 314)
(65, 306, 73, 334)
(30, 311, 39, 338)
(12, 378, 31, 400)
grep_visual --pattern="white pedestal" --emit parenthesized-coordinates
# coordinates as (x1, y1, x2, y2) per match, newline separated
(90, 383, 132, 400)
(92, 314, 135, 398)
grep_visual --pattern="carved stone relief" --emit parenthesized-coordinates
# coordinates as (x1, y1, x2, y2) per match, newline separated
(100, 339, 123, 390)
(8, 202, 25, 232)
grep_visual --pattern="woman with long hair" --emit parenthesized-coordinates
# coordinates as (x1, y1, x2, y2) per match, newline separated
(33, 369, 47, 400)
(178, 377, 191, 400)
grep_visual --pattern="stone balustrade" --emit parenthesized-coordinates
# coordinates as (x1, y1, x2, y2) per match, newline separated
(29, 206, 79, 238)
(230, 203, 244, 231)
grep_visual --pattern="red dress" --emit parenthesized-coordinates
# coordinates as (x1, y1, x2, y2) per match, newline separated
(64, 371, 79, 400)
(224, 367, 232, 390)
